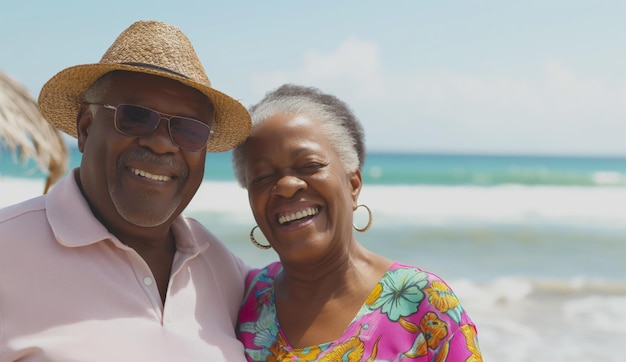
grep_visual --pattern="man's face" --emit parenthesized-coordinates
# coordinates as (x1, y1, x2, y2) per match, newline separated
(76, 72, 213, 236)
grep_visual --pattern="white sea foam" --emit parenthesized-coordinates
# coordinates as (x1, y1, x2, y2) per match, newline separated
(450, 276, 626, 361)
(592, 171, 625, 186)
(0, 177, 49, 206)
(189, 181, 626, 230)
(4, 178, 626, 229)
(361, 184, 626, 227)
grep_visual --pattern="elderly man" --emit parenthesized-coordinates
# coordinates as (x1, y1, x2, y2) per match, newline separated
(0, 21, 251, 361)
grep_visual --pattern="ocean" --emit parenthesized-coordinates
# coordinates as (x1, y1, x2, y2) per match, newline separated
(2, 145, 626, 361)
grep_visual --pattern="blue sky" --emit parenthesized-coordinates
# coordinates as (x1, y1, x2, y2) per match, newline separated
(2, 1, 625, 156)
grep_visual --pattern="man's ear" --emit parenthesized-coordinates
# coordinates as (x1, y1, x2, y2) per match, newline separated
(349, 168, 363, 209)
(76, 104, 92, 153)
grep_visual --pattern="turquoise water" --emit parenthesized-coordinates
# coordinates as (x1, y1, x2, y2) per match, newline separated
(3, 144, 626, 187)
(363, 153, 626, 186)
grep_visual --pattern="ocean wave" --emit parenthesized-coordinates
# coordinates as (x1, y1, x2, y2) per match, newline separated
(452, 276, 626, 305)
(187, 182, 626, 229)
(592, 171, 626, 186)
(3, 177, 624, 228)
(458, 276, 626, 362)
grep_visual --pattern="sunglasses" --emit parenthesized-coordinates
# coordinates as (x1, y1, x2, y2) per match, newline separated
(86, 103, 213, 151)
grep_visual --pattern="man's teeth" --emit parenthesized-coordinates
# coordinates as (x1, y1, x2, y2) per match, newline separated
(131, 168, 171, 182)
(278, 207, 319, 225)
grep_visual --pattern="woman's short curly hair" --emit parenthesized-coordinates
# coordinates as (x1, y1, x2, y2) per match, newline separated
(232, 84, 366, 188)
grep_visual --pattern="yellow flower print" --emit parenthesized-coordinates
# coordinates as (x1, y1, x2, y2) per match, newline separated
(403, 333, 428, 358)
(267, 333, 289, 361)
(364, 335, 382, 362)
(268, 333, 323, 361)
(319, 336, 364, 362)
(461, 324, 483, 362)
(420, 312, 449, 349)
(320, 325, 382, 362)
(266, 343, 288, 361)
(434, 341, 449, 362)
(365, 283, 382, 305)
(398, 317, 419, 333)
(289, 345, 324, 361)
(404, 312, 449, 359)
(425, 280, 464, 323)
(426, 281, 459, 312)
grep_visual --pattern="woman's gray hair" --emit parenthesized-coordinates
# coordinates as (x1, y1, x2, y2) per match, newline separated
(232, 84, 366, 188)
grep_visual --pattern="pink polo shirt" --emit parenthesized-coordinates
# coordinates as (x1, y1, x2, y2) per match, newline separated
(0, 173, 249, 361)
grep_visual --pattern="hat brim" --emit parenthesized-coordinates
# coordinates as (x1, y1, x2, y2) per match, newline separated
(38, 63, 250, 153)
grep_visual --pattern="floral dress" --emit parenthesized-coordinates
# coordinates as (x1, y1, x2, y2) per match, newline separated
(237, 262, 482, 361)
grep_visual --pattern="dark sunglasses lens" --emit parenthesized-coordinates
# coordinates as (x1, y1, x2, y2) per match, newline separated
(169, 118, 211, 150)
(116, 105, 160, 136)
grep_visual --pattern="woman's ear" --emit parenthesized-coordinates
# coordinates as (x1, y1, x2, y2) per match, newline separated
(76, 104, 92, 153)
(349, 168, 363, 209)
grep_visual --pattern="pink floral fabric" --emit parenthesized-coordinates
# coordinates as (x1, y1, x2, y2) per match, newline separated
(237, 262, 482, 361)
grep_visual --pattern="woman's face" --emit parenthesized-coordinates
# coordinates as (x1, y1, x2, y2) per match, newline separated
(242, 113, 362, 265)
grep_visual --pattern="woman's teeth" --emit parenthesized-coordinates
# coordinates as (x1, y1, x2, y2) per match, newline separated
(278, 207, 319, 225)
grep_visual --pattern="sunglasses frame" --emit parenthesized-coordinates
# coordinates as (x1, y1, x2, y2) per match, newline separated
(85, 102, 213, 151)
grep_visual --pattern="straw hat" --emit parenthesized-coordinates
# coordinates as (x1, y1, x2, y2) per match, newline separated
(38, 20, 251, 152)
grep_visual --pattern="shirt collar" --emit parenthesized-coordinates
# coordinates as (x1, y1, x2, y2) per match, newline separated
(46, 170, 209, 255)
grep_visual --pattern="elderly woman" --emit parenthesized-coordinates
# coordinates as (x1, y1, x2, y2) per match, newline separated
(232, 84, 482, 361)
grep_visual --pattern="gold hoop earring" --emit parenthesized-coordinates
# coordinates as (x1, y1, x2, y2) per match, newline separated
(353, 204, 373, 232)
(249, 225, 271, 249)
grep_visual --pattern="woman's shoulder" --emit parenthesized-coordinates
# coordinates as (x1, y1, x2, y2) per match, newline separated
(245, 261, 283, 287)
(384, 261, 474, 327)
(240, 262, 283, 311)
(388, 262, 452, 285)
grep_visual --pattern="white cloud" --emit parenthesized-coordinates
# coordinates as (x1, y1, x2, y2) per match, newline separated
(251, 37, 385, 100)
(250, 38, 626, 155)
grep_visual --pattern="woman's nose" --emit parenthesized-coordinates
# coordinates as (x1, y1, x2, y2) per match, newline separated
(271, 174, 307, 198)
